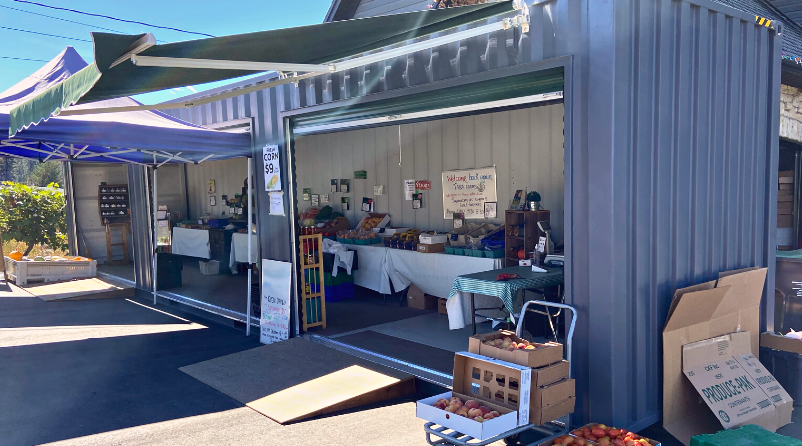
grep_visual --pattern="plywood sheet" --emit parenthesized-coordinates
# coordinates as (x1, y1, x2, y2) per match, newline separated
(22, 277, 134, 301)
(180, 337, 415, 424)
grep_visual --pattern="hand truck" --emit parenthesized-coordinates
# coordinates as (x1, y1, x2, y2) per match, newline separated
(423, 300, 577, 446)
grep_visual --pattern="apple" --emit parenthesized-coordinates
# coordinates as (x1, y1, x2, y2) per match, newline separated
(464, 400, 480, 410)
(478, 406, 490, 416)
(591, 428, 606, 438)
(586, 436, 598, 442)
(473, 416, 485, 423)
(598, 437, 611, 446)
(613, 440, 625, 446)
(574, 438, 587, 446)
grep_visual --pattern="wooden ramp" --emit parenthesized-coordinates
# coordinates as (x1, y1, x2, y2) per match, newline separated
(180, 337, 416, 424)
(21, 276, 134, 302)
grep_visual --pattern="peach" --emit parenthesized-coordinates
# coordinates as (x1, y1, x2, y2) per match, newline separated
(478, 406, 490, 416)
(448, 400, 463, 409)
(467, 408, 483, 418)
(444, 405, 458, 413)
(503, 337, 512, 343)
(464, 400, 480, 410)
(524, 345, 536, 350)
(489, 411, 500, 418)
(473, 416, 485, 423)
(482, 412, 496, 420)
(434, 400, 448, 410)
(455, 407, 469, 417)
(517, 344, 527, 349)
(449, 396, 462, 403)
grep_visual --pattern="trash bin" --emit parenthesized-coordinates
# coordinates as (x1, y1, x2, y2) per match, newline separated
(157, 253, 183, 290)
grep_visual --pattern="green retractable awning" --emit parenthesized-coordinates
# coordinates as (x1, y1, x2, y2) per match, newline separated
(10, 1, 517, 136)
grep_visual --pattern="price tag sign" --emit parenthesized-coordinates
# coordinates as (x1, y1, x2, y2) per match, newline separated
(263, 144, 282, 191)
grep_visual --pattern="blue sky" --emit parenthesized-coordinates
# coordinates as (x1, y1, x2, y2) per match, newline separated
(0, 0, 333, 104)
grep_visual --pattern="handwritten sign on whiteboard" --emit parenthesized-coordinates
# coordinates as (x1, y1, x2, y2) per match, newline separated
(260, 259, 292, 345)
(442, 167, 497, 219)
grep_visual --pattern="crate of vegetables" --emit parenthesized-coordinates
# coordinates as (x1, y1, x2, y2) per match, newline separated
(469, 330, 564, 368)
(564, 423, 660, 446)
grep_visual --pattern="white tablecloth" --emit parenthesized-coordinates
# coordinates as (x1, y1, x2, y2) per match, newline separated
(346, 244, 501, 298)
(171, 227, 210, 259)
(229, 233, 258, 273)
(348, 244, 392, 294)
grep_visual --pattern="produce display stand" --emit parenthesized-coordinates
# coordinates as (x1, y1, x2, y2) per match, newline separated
(423, 300, 576, 446)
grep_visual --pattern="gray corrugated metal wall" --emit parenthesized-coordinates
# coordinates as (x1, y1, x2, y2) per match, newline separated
(295, 105, 565, 242)
(128, 164, 153, 291)
(162, 0, 781, 430)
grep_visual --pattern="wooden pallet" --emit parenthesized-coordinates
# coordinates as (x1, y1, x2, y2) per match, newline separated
(299, 233, 326, 330)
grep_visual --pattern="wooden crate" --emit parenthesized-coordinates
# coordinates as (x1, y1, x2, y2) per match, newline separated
(299, 233, 326, 331)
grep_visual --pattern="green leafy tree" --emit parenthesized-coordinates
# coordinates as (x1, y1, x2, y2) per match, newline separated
(29, 161, 64, 187)
(0, 182, 67, 256)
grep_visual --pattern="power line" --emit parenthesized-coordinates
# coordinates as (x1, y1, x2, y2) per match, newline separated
(11, 0, 216, 38)
(0, 25, 92, 42)
(0, 55, 49, 62)
(0, 4, 123, 33)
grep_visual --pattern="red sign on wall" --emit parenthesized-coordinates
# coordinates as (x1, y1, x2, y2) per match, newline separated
(415, 180, 431, 190)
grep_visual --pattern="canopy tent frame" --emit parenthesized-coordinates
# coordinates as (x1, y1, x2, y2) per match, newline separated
(44, 3, 529, 119)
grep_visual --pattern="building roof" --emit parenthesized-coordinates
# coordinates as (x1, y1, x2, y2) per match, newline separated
(766, 0, 802, 27)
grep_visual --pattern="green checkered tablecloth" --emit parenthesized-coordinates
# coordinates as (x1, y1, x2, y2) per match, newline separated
(448, 266, 564, 314)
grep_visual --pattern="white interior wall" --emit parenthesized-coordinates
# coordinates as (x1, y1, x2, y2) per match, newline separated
(185, 157, 249, 221)
(295, 104, 565, 244)
(71, 163, 132, 263)
(156, 164, 187, 220)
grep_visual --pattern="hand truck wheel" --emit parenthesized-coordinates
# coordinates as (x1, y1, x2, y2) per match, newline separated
(503, 433, 520, 445)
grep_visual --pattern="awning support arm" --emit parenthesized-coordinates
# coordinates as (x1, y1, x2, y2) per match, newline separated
(58, 13, 527, 117)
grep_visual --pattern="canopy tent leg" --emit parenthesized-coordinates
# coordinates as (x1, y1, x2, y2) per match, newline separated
(152, 157, 158, 305)
(246, 157, 253, 337)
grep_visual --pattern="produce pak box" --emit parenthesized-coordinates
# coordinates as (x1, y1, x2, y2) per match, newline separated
(662, 267, 769, 445)
(469, 330, 564, 368)
(532, 378, 575, 407)
(530, 397, 575, 425)
(416, 391, 518, 441)
(356, 213, 390, 231)
(532, 360, 570, 387)
(681, 331, 793, 436)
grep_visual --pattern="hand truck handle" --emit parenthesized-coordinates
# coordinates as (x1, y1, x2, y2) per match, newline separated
(516, 300, 577, 377)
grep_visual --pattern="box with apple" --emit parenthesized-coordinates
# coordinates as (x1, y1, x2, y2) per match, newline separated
(469, 330, 564, 368)
(560, 423, 660, 446)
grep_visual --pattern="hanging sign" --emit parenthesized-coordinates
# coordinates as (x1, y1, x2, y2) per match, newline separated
(260, 259, 292, 344)
(442, 167, 497, 219)
(404, 179, 416, 200)
(269, 192, 284, 216)
(263, 144, 282, 191)
(415, 180, 431, 190)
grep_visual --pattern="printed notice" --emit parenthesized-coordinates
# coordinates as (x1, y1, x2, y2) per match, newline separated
(441, 167, 497, 219)
(263, 144, 282, 191)
(260, 260, 292, 344)
(404, 179, 416, 200)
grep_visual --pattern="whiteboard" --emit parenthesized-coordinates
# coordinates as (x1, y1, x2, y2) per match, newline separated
(441, 167, 497, 219)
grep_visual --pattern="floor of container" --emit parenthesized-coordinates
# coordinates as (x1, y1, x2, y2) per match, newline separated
(99, 258, 250, 316)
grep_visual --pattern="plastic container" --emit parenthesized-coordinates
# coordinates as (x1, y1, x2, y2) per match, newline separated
(354, 239, 371, 245)
(453, 248, 465, 256)
(371, 237, 383, 244)
(208, 218, 229, 228)
(690, 424, 802, 446)
(485, 249, 505, 258)
(465, 249, 484, 257)
(760, 346, 802, 405)
(325, 282, 355, 302)
(199, 260, 220, 275)
(444, 246, 455, 254)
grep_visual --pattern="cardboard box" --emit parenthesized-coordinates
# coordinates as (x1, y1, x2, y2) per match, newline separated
(417, 243, 445, 253)
(530, 397, 575, 425)
(531, 360, 570, 388)
(761, 332, 802, 354)
(663, 267, 768, 445)
(357, 213, 390, 231)
(570, 424, 661, 445)
(680, 332, 793, 438)
(452, 352, 531, 426)
(419, 234, 448, 244)
(416, 391, 519, 441)
(438, 298, 448, 315)
(372, 227, 410, 236)
(532, 378, 575, 407)
(407, 284, 437, 310)
(469, 330, 564, 368)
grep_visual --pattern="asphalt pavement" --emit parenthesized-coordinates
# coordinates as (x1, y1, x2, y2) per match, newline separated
(0, 282, 452, 446)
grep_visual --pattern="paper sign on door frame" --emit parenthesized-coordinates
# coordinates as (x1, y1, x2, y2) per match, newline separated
(260, 259, 292, 344)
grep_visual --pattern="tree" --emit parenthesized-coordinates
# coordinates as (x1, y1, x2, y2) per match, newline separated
(29, 161, 64, 187)
(0, 182, 67, 256)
